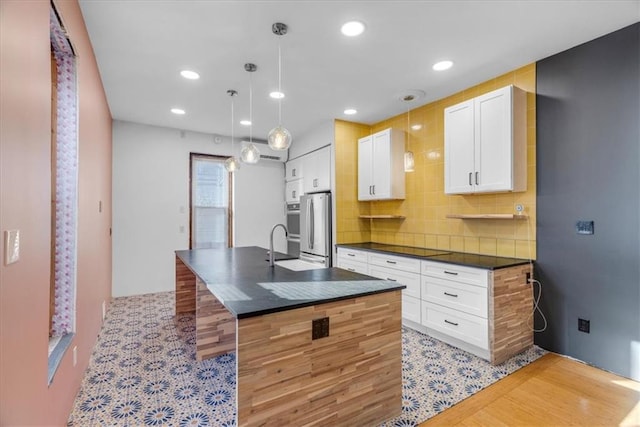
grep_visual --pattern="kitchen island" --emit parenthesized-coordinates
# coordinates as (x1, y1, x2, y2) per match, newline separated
(175, 246, 405, 427)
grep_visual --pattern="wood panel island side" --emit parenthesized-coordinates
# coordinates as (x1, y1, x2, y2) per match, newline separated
(175, 246, 405, 427)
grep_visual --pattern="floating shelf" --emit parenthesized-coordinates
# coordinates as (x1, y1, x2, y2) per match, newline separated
(446, 214, 528, 220)
(359, 215, 406, 219)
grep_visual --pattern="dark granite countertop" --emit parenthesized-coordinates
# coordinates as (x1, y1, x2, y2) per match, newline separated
(336, 242, 530, 270)
(175, 246, 404, 319)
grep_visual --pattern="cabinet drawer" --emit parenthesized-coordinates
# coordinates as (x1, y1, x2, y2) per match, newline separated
(336, 248, 368, 264)
(336, 259, 368, 275)
(422, 276, 488, 318)
(421, 260, 488, 287)
(368, 265, 420, 299)
(422, 302, 488, 350)
(402, 295, 421, 324)
(369, 253, 420, 273)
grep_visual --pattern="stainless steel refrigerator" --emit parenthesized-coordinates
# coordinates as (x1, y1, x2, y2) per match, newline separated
(300, 192, 331, 267)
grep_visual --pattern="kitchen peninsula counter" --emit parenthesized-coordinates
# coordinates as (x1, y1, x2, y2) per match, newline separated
(174, 246, 404, 427)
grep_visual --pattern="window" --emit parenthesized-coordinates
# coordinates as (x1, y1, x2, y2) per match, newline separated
(190, 154, 233, 249)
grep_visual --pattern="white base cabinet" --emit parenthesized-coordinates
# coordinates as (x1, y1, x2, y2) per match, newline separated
(336, 246, 533, 364)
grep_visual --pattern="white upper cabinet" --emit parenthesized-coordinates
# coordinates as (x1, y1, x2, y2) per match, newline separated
(302, 146, 330, 193)
(285, 179, 303, 203)
(444, 85, 526, 194)
(285, 157, 303, 182)
(358, 128, 405, 201)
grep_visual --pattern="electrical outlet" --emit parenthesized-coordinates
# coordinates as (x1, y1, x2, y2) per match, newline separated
(576, 220, 594, 235)
(526, 272, 531, 283)
(73, 346, 77, 366)
(578, 318, 590, 333)
(312, 317, 330, 340)
(4, 230, 20, 265)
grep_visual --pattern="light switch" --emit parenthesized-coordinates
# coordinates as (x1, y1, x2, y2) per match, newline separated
(4, 230, 20, 265)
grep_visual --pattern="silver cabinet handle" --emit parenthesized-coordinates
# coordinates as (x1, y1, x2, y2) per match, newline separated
(444, 270, 458, 275)
(444, 292, 458, 298)
(347, 253, 355, 257)
(468, 172, 472, 186)
(386, 260, 397, 264)
(372, 185, 375, 195)
(444, 319, 459, 326)
(386, 277, 397, 282)
(475, 171, 479, 185)
(292, 190, 296, 198)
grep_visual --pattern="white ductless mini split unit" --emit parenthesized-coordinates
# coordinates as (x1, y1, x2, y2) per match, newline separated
(240, 139, 287, 162)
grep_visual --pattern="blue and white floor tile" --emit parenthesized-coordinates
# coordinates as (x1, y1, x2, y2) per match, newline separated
(68, 292, 545, 426)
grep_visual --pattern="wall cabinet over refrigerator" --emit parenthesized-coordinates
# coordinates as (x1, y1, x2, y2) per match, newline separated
(444, 85, 527, 195)
(358, 128, 405, 201)
(302, 146, 331, 194)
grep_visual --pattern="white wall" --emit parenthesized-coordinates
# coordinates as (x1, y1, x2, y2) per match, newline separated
(112, 120, 286, 297)
(288, 119, 334, 160)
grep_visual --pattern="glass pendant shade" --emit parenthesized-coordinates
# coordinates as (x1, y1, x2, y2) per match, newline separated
(404, 151, 415, 172)
(225, 156, 241, 172)
(241, 143, 260, 164)
(268, 125, 292, 150)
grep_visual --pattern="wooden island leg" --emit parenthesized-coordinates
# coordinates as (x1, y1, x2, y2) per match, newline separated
(175, 256, 196, 314)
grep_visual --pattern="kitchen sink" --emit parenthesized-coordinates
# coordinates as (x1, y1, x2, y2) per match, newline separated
(274, 259, 327, 271)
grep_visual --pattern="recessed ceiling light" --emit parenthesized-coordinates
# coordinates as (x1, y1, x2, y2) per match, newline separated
(411, 124, 422, 130)
(180, 70, 200, 80)
(341, 21, 365, 37)
(344, 109, 357, 115)
(240, 120, 251, 126)
(433, 60, 453, 71)
(171, 108, 186, 115)
(269, 91, 285, 99)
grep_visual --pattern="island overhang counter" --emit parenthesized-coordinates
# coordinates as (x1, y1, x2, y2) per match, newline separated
(175, 246, 405, 427)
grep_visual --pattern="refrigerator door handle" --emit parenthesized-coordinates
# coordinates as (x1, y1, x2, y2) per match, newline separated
(309, 198, 314, 249)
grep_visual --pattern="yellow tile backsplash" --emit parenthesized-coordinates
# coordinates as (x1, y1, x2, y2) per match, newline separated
(334, 63, 537, 259)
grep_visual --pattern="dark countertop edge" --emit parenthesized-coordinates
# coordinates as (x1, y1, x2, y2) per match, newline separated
(335, 243, 532, 270)
(176, 248, 405, 319)
(233, 286, 406, 319)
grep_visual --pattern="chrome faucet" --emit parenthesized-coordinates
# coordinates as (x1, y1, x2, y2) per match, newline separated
(269, 223, 288, 267)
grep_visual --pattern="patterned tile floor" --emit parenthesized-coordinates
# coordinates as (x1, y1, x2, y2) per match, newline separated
(68, 292, 546, 426)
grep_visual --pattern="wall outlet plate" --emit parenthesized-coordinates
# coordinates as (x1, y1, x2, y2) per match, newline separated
(312, 317, 330, 340)
(4, 230, 20, 265)
(576, 221, 594, 235)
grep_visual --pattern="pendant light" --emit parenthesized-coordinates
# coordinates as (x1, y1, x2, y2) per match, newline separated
(267, 22, 292, 151)
(404, 105, 415, 172)
(225, 89, 241, 172)
(399, 91, 424, 173)
(241, 63, 260, 164)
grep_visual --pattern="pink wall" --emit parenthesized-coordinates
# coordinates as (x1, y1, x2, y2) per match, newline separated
(0, 0, 112, 425)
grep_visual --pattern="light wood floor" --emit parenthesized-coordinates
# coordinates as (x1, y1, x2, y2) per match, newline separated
(421, 353, 640, 426)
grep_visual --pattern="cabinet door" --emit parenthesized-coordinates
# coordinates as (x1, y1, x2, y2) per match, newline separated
(444, 100, 475, 194)
(371, 130, 392, 198)
(285, 157, 303, 181)
(475, 86, 512, 192)
(357, 135, 373, 200)
(285, 179, 302, 203)
(302, 147, 330, 194)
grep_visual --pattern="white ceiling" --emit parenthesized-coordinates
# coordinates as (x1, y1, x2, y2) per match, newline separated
(78, 1, 639, 142)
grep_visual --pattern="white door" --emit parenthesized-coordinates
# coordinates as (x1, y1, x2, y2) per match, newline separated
(444, 100, 475, 194)
(285, 179, 302, 203)
(357, 135, 373, 200)
(475, 86, 512, 192)
(313, 146, 331, 192)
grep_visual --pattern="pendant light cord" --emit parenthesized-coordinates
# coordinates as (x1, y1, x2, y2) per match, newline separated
(249, 71, 253, 143)
(278, 42, 282, 126)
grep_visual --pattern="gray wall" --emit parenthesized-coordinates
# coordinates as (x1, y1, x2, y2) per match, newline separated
(535, 23, 639, 380)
